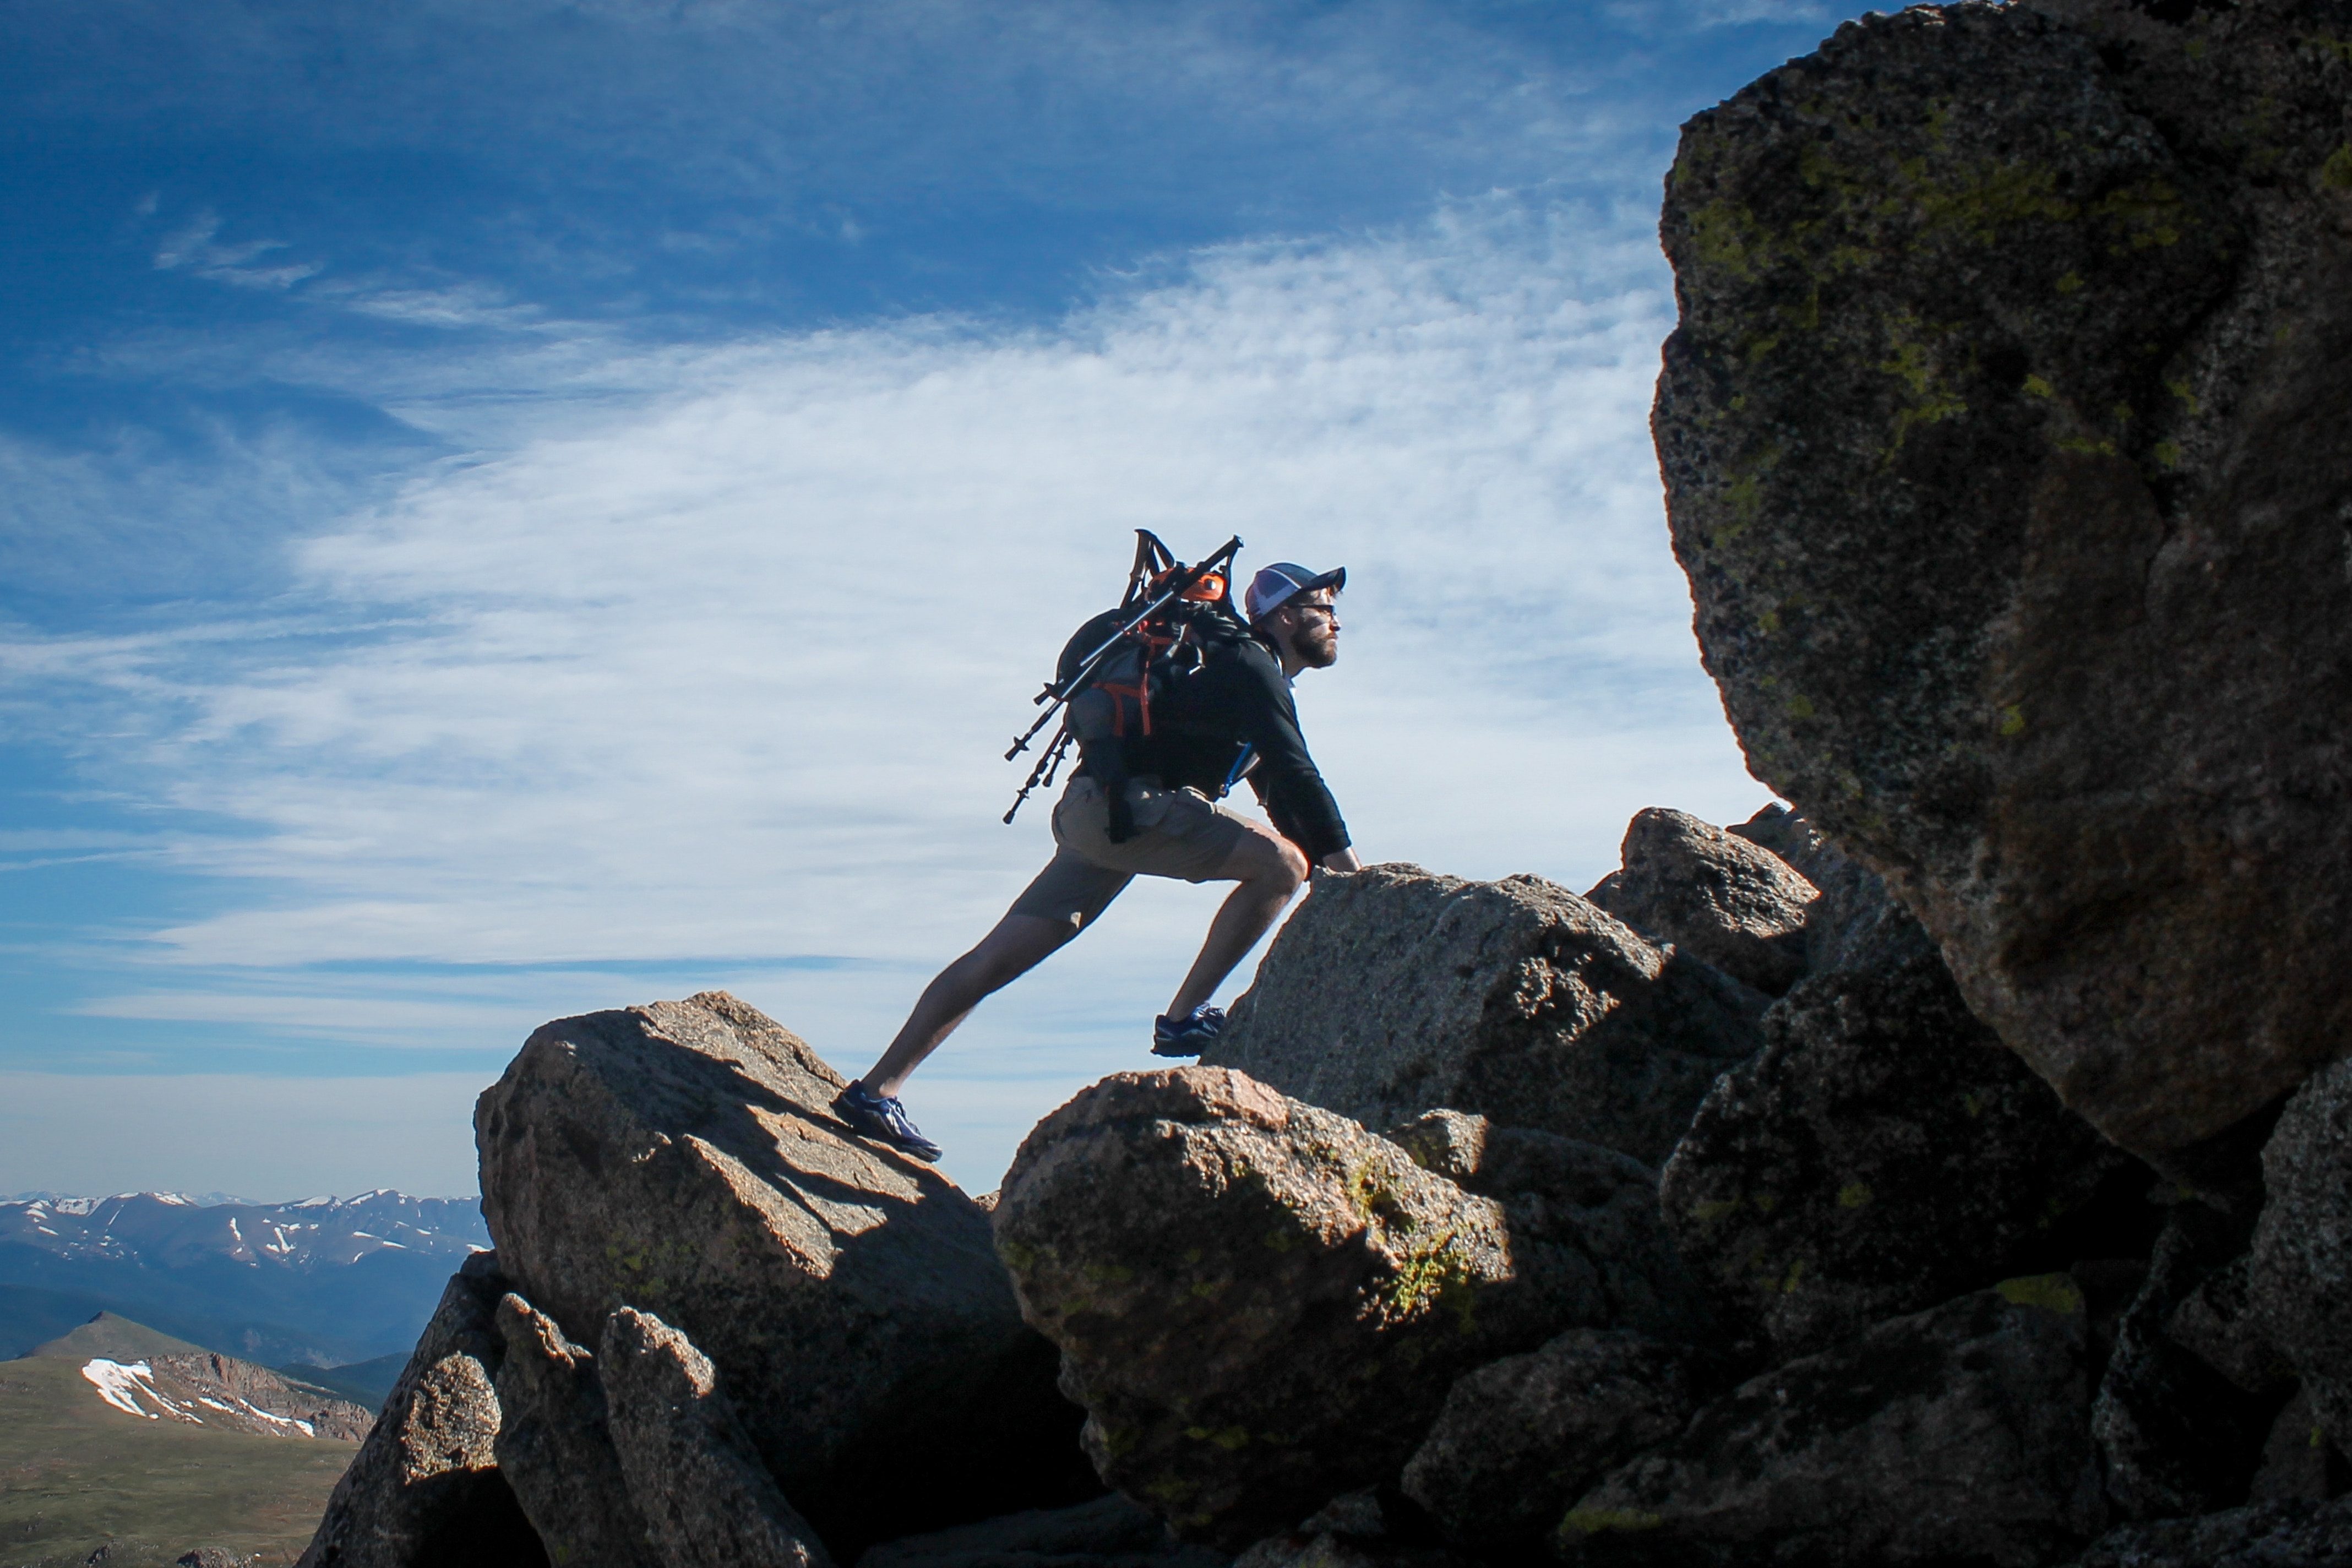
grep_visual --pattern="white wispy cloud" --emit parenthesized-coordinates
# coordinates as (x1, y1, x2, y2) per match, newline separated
(31, 199, 1750, 955)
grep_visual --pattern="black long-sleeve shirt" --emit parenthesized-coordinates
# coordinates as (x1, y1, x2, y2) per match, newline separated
(1086, 631, 1352, 862)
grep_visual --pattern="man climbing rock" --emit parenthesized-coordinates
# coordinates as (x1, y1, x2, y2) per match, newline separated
(833, 560, 1364, 1161)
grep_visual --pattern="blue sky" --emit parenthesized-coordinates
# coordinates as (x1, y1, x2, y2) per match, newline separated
(1, 0, 1855, 1200)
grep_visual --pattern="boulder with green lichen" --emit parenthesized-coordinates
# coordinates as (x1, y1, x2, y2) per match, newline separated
(1658, 0, 2352, 1164)
(992, 1069, 1651, 1550)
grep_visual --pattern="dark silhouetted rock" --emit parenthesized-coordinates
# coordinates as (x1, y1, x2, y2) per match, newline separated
(1202, 865, 1766, 1163)
(1661, 950, 2121, 1359)
(491, 1294, 654, 1568)
(994, 1069, 1624, 1548)
(2094, 1213, 2278, 1520)
(1231, 1492, 1469, 1568)
(1558, 1282, 2104, 1566)
(858, 1495, 1227, 1568)
(476, 990, 1086, 1556)
(2248, 1386, 2352, 1505)
(2165, 1255, 2295, 1396)
(298, 1252, 549, 1568)
(2252, 1058, 2352, 1452)
(599, 1306, 832, 1568)
(2073, 1496, 2352, 1568)
(1400, 1329, 1700, 1556)
(1586, 808, 1816, 995)
(1385, 1111, 1714, 1344)
(1656, 0, 2352, 1159)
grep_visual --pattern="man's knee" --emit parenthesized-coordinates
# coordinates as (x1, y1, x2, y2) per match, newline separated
(1237, 831, 1308, 894)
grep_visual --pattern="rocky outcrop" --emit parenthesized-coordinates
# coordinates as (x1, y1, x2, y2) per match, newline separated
(1399, 1330, 1701, 1556)
(858, 1495, 1227, 1568)
(491, 1294, 653, 1567)
(1201, 865, 1766, 1163)
(1558, 1283, 2105, 1566)
(598, 1306, 831, 1568)
(1384, 1111, 1714, 1344)
(1231, 1492, 1467, 1568)
(2093, 1213, 2279, 1521)
(2251, 1058, 2352, 1452)
(1654, 0, 2352, 1160)
(993, 1069, 1657, 1548)
(475, 989, 1089, 1554)
(1661, 948, 2123, 1359)
(1586, 808, 1817, 995)
(298, 1253, 548, 1568)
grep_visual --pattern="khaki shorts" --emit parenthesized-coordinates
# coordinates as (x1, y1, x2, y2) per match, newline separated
(1008, 775, 1254, 931)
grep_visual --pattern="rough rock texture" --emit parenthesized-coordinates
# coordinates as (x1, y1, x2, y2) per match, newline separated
(476, 990, 1087, 1555)
(2074, 1496, 2352, 1567)
(1558, 1282, 2105, 1566)
(491, 1294, 654, 1568)
(1661, 950, 2121, 1359)
(1585, 808, 1817, 995)
(858, 1495, 1228, 1568)
(1656, 0, 2352, 1158)
(1398, 1329, 1700, 1556)
(2248, 1386, 2352, 1504)
(1384, 1112, 1714, 1343)
(994, 1069, 1627, 1548)
(2165, 1254, 2296, 1396)
(298, 1253, 548, 1568)
(599, 1306, 833, 1568)
(2094, 1212, 2279, 1519)
(1201, 866, 1766, 1164)
(2252, 1059, 2352, 1451)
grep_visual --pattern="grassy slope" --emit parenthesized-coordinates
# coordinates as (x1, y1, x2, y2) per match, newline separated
(0, 1356, 356, 1568)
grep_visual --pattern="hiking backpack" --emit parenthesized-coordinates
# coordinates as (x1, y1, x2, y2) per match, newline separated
(1001, 530, 1246, 826)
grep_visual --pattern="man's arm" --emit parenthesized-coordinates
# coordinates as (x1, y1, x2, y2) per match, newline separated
(1229, 649, 1351, 862)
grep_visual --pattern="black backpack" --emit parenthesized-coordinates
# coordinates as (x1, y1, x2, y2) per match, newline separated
(1002, 531, 1245, 830)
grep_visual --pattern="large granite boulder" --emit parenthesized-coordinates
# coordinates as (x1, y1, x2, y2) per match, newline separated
(1586, 808, 1816, 996)
(1557, 1281, 2106, 1566)
(298, 1253, 549, 1568)
(1655, 0, 2352, 1159)
(994, 1068, 1646, 1548)
(1661, 948, 2121, 1360)
(475, 990, 1090, 1556)
(1201, 866, 1766, 1164)
(1399, 1329, 1701, 1557)
(2251, 1058, 2352, 1451)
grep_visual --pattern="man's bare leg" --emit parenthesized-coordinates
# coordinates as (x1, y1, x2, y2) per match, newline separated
(1164, 825, 1309, 1020)
(863, 913, 1075, 1098)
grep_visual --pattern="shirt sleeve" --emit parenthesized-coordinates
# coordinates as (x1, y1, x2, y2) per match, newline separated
(1233, 649, 1351, 861)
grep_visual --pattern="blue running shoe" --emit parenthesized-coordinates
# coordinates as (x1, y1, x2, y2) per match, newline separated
(831, 1080, 944, 1162)
(1151, 1004, 1226, 1058)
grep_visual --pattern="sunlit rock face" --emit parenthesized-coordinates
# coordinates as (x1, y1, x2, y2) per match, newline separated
(1654, 0, 2352, 1161)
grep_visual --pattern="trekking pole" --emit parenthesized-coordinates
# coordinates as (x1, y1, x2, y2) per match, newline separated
(1003, 535, 1242, 763)
(1003, 725, 1073, 824)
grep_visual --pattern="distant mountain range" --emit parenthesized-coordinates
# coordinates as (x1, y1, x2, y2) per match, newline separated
(0, 1190, 489, 1370)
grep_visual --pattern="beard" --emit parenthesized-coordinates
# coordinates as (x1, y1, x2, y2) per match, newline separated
(1288, 623, 1339, 668)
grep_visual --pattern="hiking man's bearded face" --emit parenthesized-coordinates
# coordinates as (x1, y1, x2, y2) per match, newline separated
(1274, 591, 1341, 668)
